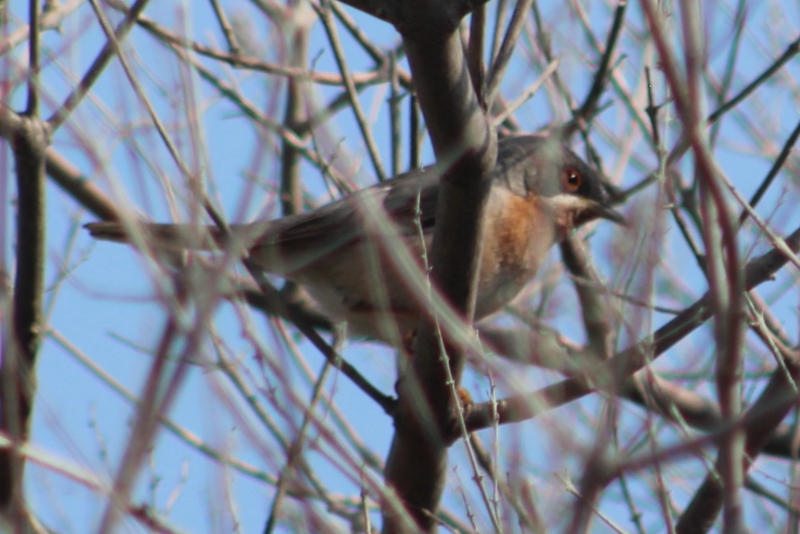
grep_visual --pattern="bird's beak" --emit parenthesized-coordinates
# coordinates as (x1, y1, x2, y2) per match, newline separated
(591, 201, 626, 226)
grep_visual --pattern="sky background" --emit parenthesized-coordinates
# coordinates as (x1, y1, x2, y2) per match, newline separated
(4, 0, 800, 532)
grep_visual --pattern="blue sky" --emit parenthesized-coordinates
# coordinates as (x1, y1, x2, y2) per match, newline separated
(6, 0, 800, 532)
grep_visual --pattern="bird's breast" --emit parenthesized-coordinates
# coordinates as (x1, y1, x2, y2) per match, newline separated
(475, 188, 557, 319)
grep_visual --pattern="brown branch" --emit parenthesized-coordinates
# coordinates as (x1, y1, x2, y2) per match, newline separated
(95, 277, 197, 533)
(0, 0, 84, 57)
(105, 0, 401, 87)
(409, 93, 421, 170)
(559, 235, 614, 361)
(737, 115, 800, 226)
(377, 0, 497, 530)
(485, 0, 534, 107)
(573, 0, 628, 124)
(665, 32, 800, 169)
(45, 148, 121, 221)
(478, 325, 763, 439)
(25, 0, 41, 116)
(707, 34, 800, 125)
(243, 261, 396, 414)
(48, 0, 151, 130)
(0, 0, 50, 517)
(389, 51, 402, 177)
(208, 0, 242, 56)
(464, 223, 800, 433)
(467, 6, 486, 106)
(647, 4, 747, 528)
(279, 15, 312, 217)
(316, 0, 387, 181)
(675, 356, 800, 534)
(336, 0, 489, 33)
(1, 115, 50, 517)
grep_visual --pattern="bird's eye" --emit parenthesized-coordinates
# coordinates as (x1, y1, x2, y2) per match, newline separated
(561, 168, 581, 192)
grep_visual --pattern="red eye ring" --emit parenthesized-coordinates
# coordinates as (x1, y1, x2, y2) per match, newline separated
(561, 168, 581, 191)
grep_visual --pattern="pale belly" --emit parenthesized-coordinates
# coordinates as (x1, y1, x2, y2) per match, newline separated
(289, 219, 554, 344)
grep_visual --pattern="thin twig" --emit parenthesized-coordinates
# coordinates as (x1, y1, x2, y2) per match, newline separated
(0, 0, 50, 516)
(708, 0, 747, 147)
(243, 260, 396, 413)
(315, 0, 386, 181)
(263, 356, 335, 534)
(389, 51, 402, 177)
(95, 277, 198, 534)
(409, 92, 421, 170)
(104, 0, 396, 87)
(491, 59, 558, 127)
(0, 0, 84, 56)
(665, 32, 800, 168)
(208, 0, 242, 56)
(152, 30, 347, 185)
(644, 66, 661, 149)
(738, 116, 800, 226)
(574, 0, 628, 123)
(708, 34, 800, 125)
(464, 223, 800, 433)
(48, 0, 151, 130)
(87, 0, 205, 198)
(485, 0, 534, 108)
(26, 0, 41, 115)
(468, 434, 540, 533)
(467, 6, 486, 106)
(488, 0, 507, 67)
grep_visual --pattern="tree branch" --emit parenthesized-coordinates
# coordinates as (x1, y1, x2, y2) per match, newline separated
(464, 223, 800, 433)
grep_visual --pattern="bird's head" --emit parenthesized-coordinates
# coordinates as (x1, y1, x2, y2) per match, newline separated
(496, 135, 625, 232)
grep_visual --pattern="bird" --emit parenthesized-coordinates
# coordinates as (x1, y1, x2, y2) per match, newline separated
(85, 135, 624, 344)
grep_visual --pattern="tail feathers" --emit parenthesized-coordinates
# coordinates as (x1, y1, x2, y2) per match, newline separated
(84, 221, 225, 250)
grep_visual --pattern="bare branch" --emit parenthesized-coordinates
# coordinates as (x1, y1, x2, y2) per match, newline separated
(316, 0, 387, 181)
(48, 0, 151, 130)
(485, 0, 534, 108)
(465, 223, 800, 433)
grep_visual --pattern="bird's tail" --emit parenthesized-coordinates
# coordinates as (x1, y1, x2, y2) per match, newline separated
(84, 221, 227, 250)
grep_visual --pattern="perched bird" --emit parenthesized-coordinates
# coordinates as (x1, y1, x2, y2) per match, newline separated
(86, 135, 624, 343)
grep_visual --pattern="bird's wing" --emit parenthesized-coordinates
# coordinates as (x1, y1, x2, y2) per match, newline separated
(85, 166, 443, 275)
(245, 166, 441, 274)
